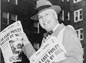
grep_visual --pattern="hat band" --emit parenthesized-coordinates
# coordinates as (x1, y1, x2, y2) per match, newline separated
(37, 5, 51, 12)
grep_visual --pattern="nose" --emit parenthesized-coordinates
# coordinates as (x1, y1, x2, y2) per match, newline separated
(42, 16, 46, 23)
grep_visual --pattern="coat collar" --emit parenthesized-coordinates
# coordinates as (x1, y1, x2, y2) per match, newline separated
(53, 23, 60, 32)
(52, 23, 65, 37)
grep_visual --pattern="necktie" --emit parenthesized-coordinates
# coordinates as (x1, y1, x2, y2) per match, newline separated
(43, 30, 53, 39)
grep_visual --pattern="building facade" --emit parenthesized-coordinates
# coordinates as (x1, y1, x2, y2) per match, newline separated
(60, 0, 86, 46)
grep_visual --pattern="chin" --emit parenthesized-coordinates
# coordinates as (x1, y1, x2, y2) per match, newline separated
(45, 29, 51, 32)
(43, 27, 52, 31)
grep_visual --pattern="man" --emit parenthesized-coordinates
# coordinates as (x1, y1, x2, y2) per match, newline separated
(21, 0, 84, 63)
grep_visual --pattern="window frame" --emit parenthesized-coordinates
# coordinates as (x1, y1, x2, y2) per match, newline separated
(11, 14, 18, 21)
(62, 0, 64, 2)
(76, 28, 84, 41)
(33, 22, 40, 34)
(2, 12, 9, 25)
(74, 8, 83, 23)
(73, 0, 82, 3)
(67, 0, 69, 2)
(67, 12, 70, 20)
(2, 0, 10, 2)
(62, 10, 64, 21)
(10, 0, 18, 5)
(0, 9, 1, 31)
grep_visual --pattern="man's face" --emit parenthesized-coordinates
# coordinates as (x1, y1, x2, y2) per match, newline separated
(38, 9, 58, 31)
(9, 36, 23, 54)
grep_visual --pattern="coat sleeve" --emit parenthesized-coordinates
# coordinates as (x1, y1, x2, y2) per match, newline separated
(22, 43, 36, 60)
(20, 32, 36, 60)
(57, 26, 84, 63)
(17, 31, 36, 60)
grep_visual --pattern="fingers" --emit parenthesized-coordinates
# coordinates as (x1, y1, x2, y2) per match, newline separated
(17, 32, 30, 45)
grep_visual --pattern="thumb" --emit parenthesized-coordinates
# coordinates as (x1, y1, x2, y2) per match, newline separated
(18, 32, 30, 45)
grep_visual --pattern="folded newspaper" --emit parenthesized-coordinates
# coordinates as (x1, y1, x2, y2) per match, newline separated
(0, 21, 24, 63)
(29, 34, 67, 63)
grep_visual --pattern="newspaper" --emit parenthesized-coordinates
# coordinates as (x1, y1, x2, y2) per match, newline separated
(0, 21, 24, 63)
(29, 36, 67, 63)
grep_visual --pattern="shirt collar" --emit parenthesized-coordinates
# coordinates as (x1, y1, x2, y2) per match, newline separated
(53, 23, 60, 32)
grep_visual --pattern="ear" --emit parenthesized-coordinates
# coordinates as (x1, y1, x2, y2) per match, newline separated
(54, 12, 58, 19)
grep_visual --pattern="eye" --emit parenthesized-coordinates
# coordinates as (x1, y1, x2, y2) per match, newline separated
(38, 16, 42, 19)
(45, 14, 49, 16)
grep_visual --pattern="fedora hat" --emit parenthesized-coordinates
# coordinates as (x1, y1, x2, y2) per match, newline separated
(31, 0, 61, 21)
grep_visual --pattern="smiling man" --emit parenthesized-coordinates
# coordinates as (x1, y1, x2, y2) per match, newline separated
(21, 0, 84, 63)
(38, 9, 58, 32)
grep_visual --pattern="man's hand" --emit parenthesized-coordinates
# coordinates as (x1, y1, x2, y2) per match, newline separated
(18, 32, 30, 45)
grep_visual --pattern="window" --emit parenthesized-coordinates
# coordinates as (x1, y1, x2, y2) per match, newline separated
(10, 0, 18, 5)
(0, 9, 1, 31)
(2, 12, 9, 25)
(62, 0, 64, 2)
(67, 12, 70, 20)
(74, 8, 83, 22)
(33, 22, 40, 34)
(73, 0, 82, 3)
(67, 0, 69, 2)
(62, 10, 64, 21)
(11, 14, 18, 21)
(3, 0, 10, 2)
(76, 28, 84, 41)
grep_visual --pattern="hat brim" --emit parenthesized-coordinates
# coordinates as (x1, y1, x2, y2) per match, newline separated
(31, 5, 61, 21)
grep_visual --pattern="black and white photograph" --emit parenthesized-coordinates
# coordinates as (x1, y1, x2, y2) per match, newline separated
(0, 0, 86, 63)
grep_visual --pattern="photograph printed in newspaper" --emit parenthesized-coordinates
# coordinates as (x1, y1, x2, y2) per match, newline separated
(0, 21, 24, 63)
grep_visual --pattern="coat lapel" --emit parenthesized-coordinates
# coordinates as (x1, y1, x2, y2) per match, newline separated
(41, 23, 65, 47)
(52, 23, 65, 37)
